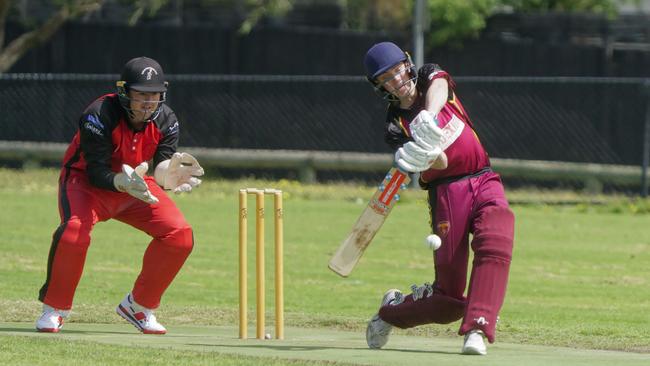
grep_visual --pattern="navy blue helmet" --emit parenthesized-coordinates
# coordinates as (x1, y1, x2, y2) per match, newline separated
(363, 42, 417, 102)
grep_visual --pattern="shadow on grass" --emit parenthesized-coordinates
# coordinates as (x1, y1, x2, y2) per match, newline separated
(188, 342, 458, 355)
(0, 327, 34, 333)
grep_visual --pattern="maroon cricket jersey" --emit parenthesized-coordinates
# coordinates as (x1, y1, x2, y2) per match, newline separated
(61, 93, 179, 190)
(384, 64, 490, 184)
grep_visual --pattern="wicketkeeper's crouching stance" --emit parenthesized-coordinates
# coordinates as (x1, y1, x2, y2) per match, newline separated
(363, 42, 515, 355)
(36, 57, 204, 334)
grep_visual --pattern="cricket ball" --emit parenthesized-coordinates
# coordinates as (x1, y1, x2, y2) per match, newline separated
(425, 234, 442, 251)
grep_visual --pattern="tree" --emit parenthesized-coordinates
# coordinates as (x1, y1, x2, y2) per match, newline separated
(427, 0, 498, 46)
(340, 0, 413, 32)
(127, 0, 170, 25)
(0, 0, 108, 73)
(235, 0, 293, 33)
(0, 0, 636, 73)
(340, 0, 636, 46)
(0, 0, 300, 73)
(501, 0, 622, 14)
(426, 0, 637, 46)
(0, 0, 177, 73)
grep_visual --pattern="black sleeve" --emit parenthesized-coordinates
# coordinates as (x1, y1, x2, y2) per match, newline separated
(417, 63, 455, 92)
(79, 112, 119, 191)
(383, 108, 410, 152)
(153, 112, 180, 167)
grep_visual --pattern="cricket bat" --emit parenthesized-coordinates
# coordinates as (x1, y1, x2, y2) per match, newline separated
(328, 167, 410, 277)
(328, 115, 465, 277)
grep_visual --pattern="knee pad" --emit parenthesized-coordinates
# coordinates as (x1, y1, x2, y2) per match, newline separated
(160, 225, 194, 253)
(57, 220, 92, 250)
(472, 206, 514, 261)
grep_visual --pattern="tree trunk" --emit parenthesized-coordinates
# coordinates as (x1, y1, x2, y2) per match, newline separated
(0, 0, 103, 74)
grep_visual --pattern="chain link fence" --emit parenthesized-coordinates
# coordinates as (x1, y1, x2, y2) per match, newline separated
(459, 76, 648, 165)
(0, 74, 388, 152)
(2, 74, 649, 193)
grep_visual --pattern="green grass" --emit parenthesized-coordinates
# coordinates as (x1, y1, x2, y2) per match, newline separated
(0, 335, 351, 366)
(1, 168, 649, 364)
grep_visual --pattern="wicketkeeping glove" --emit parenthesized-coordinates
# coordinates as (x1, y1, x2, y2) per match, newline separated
(154, 152, 204, 194)
(410, 110, 443, 150)
(395, 141, 443, 173)
(113, 162, 159, 204)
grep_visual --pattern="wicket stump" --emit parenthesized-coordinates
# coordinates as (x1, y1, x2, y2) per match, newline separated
(238, 188, 284, 340)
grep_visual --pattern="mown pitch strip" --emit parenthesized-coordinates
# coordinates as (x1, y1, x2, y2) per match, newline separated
(1, 322, 648, 366)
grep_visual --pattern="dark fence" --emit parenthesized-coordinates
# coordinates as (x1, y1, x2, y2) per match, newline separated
(0, 74, 389, 153)
(2, 74, 649, 166)
(458, 76, 649, 165)
(6, 19, 650, 77)
(5, 22, 396, 76)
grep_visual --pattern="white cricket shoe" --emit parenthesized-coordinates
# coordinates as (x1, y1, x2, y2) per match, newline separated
(462, 329, 487, 355)
(36, 304, 69, 333)
(116, 293, 167, 334)
(366, 289, 402, 349)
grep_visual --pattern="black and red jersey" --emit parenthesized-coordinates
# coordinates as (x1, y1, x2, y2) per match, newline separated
(61, 93, 179, 191)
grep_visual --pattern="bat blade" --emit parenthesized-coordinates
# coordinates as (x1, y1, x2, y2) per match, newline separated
(328, 168, 410, 277)
(328, 116, 465, 277)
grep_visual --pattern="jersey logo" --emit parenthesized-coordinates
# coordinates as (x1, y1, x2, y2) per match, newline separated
(83, 122, 104, 136)
(439, 115, 464, 150)
(168, 121, 179, 134)
(86, 114, 104, 128)
(83, 114, 104, 136)
(142, 67, 158, 80)
(437, 221, 450, 237)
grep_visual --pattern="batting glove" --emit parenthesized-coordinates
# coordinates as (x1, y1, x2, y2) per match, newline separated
(154, 152, 204, 194)
(410, 110, 443, 150)
(113, 162, 159, 204)
(395, 141, 443, 173)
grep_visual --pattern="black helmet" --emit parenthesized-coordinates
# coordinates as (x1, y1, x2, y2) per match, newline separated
(116, 56, 168, 120)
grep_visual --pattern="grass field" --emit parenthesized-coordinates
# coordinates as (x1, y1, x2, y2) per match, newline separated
(1, 168, 649, 365)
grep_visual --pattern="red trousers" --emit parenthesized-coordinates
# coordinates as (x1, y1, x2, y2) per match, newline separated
(379, 170, 514, 343)
(38, 169, 194, 310)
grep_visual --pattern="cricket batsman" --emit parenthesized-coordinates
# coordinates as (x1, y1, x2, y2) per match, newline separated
(363, 42, 515, 355)
(36, 56, 204, 334)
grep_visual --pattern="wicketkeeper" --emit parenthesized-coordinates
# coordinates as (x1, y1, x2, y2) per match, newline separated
(363, 42, 515, 355)
(36, 56, 204, 334)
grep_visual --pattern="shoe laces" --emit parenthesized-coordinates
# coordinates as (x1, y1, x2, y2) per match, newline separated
(390, 291, 404, 305)
(410, 282, 434, 301)
(383, 291, 404, 307)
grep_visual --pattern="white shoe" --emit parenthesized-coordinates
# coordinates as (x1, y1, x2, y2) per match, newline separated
(462, 329, 487, 355)
(366, 289, 402, 349)
(36, 304, 69, 333)
(116, 293, 167, 334)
